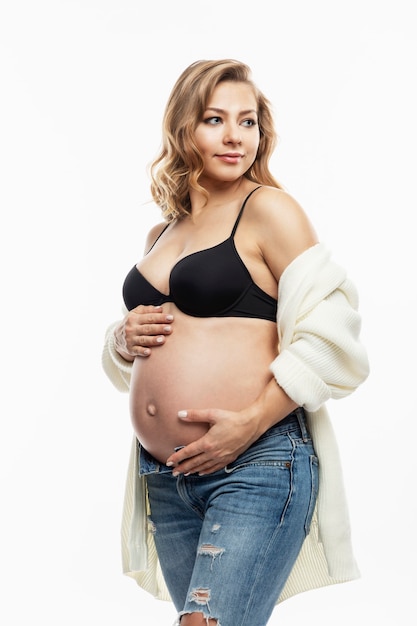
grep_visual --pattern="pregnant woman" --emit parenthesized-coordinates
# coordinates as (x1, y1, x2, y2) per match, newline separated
(102, 59, 369, 626)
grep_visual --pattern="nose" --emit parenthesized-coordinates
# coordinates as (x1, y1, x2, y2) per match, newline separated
(223, 122, 242, 145)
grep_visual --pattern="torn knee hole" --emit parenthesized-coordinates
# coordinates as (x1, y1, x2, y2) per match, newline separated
(189, 588, 211, 605)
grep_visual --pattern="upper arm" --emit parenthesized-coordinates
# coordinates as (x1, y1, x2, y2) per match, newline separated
(253, 187, 319, 281)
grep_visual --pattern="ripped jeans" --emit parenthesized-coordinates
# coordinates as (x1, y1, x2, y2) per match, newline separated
(140, 408, 318, 626)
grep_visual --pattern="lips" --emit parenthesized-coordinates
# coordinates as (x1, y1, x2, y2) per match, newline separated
(216, 153, 243, 164)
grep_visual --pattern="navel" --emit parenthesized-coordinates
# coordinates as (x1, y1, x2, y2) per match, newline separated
(147, 403, 157, 416)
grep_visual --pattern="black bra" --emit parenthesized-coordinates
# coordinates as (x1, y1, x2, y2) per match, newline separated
(122, 187, 277, 322)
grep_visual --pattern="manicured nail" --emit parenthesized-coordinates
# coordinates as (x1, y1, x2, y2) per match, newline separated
(178, 410, 187, 418)
(156, 336, 164, 343)
(166, 461, 174, 467)
(166, 315, 174, 321)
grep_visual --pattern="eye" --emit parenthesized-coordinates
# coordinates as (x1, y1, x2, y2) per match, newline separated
(242, 118, 257, 127)
(204, 116, 222, 125)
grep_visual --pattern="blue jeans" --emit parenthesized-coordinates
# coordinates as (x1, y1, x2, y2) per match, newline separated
(140, 408, 318, 626)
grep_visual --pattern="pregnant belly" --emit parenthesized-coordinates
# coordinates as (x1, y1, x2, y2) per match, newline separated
(129, 318, 277, 463)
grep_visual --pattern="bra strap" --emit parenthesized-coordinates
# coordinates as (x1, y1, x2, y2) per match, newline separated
(231, 186, 262, 237)
(146, 222, 170, 254)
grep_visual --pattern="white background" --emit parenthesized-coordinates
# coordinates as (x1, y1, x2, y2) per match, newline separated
(1, 1, 416, 624)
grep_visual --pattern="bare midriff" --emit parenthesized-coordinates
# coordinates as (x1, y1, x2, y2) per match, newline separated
(129, 306, 279, 463)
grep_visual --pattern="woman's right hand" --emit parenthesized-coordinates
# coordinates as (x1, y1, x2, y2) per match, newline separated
(114, 305, 173, 360)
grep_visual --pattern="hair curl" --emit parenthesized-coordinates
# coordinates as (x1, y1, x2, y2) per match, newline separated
(149, 59, 283, 221)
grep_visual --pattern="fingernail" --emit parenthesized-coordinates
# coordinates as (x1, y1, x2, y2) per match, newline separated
(143, 348, 150, 356)
(156, 336, 164, 343)
(166, 461, 174, 467)
(178, 410, 187, 418)
(163, 326, 171, 332)
(166, 315, 174, 321)
(172, 470, 179, 477)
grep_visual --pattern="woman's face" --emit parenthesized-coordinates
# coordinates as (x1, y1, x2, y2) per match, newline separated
(193, 81, 260, 184)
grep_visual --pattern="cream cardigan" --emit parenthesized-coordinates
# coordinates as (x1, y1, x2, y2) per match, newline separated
(102, 243, 370, 604)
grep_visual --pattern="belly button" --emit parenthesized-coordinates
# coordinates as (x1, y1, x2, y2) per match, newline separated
(147, 403, 157, 416)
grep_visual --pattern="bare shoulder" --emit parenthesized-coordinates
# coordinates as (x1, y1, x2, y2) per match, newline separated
(249, 186, 312, 230)
(248, 186, 319, 273)
(143, 220, 170, 253)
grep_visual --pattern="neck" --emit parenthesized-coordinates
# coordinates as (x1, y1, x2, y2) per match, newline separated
(189, 177, 248, 215)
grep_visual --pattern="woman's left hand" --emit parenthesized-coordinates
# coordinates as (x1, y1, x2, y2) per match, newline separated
(165, 408, 260, 475)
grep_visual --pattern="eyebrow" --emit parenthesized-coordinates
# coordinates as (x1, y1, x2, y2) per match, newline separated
(205, 107, 258, 116)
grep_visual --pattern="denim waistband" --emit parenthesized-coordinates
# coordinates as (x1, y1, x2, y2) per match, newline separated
(139, 444, 175, 476)
(138, 407, 309, 476)
(266, 407, 309, 441)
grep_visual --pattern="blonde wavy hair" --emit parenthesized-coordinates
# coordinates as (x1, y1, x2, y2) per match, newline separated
(150, 59, 283, 221)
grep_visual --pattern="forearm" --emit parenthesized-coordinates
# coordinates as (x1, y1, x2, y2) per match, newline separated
(244, 377, 298, 439)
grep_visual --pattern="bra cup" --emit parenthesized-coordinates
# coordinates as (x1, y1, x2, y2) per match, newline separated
(169, 240, 252, 317)
(122, 266, 170, 311)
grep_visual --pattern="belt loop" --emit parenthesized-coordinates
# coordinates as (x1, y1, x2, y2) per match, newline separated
(296, 407, 309, 442)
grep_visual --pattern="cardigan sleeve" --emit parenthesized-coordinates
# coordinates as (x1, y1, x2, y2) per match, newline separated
(102, 320, 133, 392)
(270, 245, 369, 412)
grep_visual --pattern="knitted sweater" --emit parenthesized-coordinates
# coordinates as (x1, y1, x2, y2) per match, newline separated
(102, 243, 370, 603)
